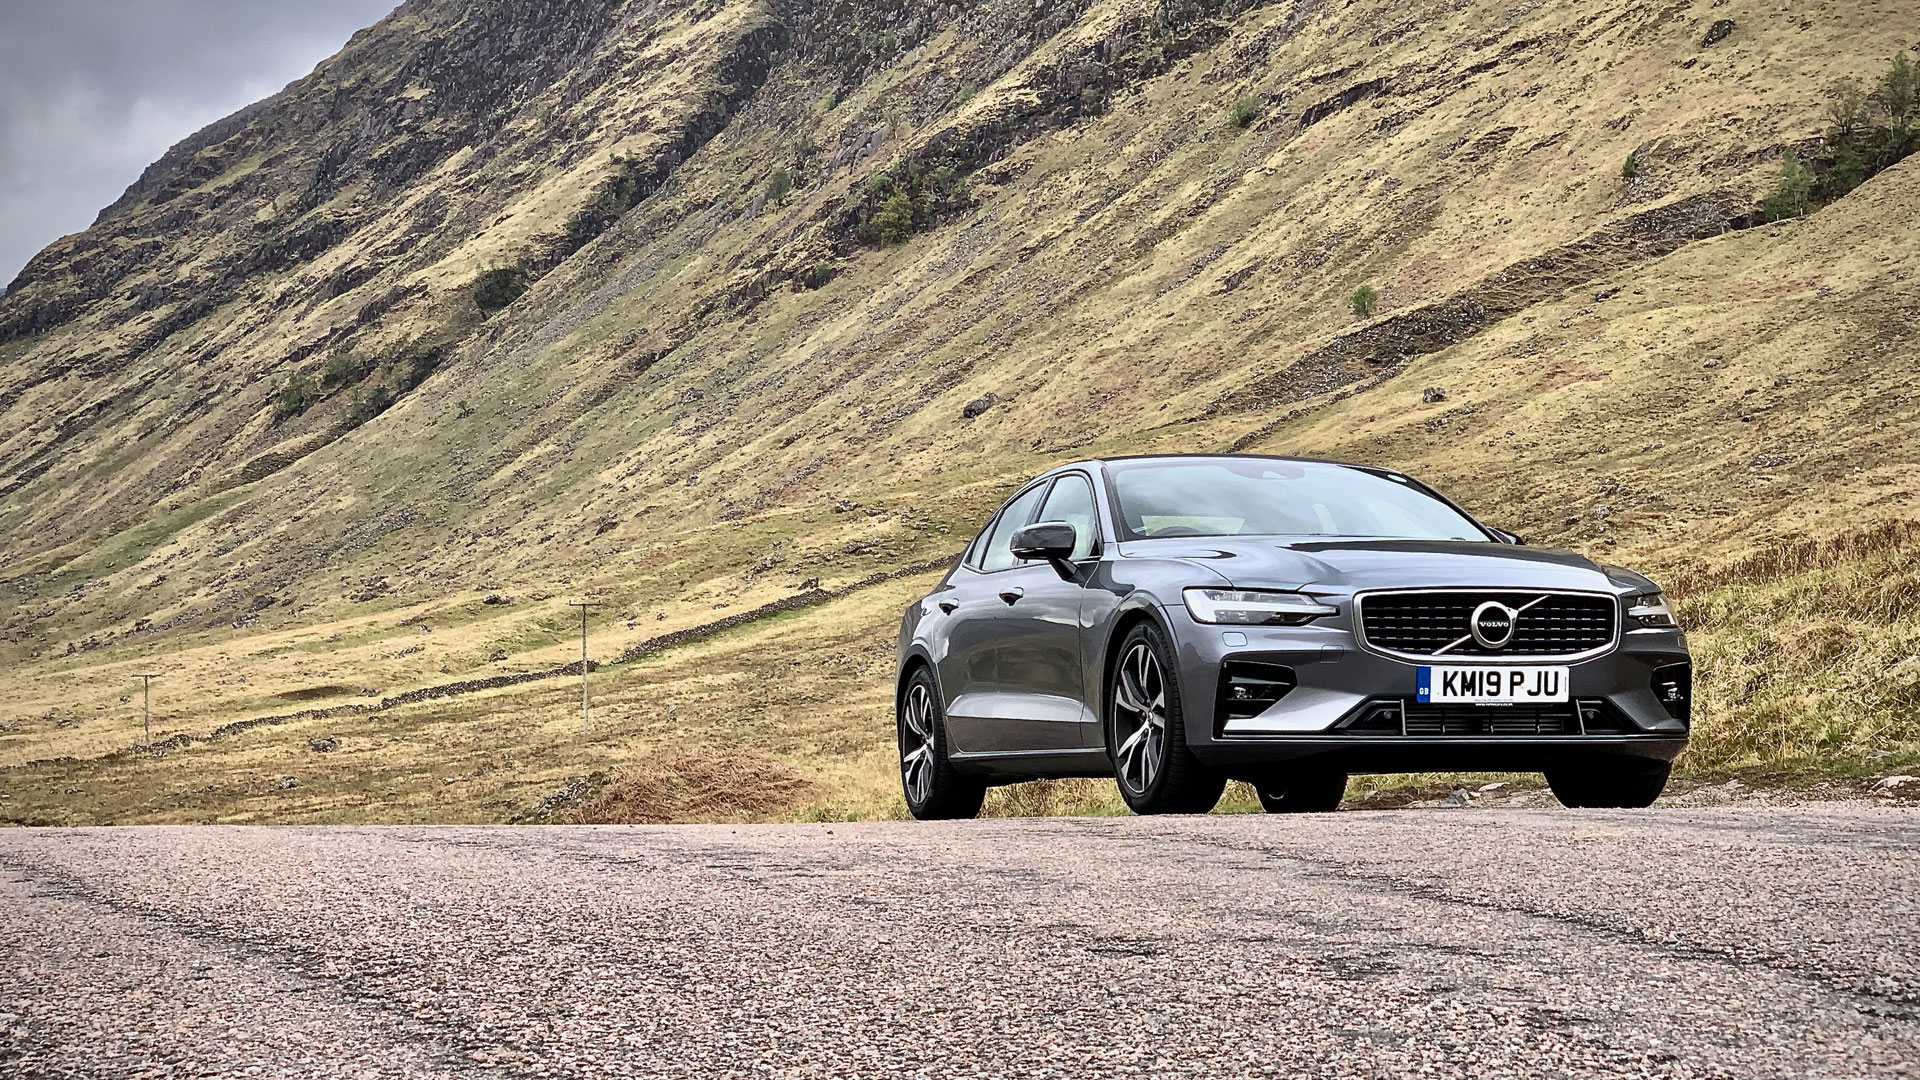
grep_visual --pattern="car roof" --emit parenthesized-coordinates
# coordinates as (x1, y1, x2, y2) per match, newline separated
(1044, 452, 1392, 476)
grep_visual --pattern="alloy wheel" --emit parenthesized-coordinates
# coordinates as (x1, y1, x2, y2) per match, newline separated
(900, 682, 936, 807)
(1112, 642, 1168, 795)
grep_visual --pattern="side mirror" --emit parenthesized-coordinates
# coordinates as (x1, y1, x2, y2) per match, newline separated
(1011, 520, 1077, 562)
(1490, 528, 1526, 545)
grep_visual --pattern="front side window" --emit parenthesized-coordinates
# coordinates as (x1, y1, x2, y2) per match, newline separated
(1035, 474, 1098, 560)
(1108, 459, 1488, 541)
(977, 484, 1048, 572)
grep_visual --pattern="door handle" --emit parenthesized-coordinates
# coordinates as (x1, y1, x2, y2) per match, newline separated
(937, 599, 959, 614)
(999, 588, 1024, 604)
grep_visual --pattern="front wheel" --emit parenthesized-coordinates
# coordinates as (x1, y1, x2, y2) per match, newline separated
(1255, 770, 1348, 813)
(1107, 623, 1225, 815)
(1544, 758, 1671, 808)
(898, 668, 985, 820)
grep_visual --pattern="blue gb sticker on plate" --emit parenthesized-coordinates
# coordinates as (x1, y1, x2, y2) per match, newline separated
(1416, 666, 1432, 703)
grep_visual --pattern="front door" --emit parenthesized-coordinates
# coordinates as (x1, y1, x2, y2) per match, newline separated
(937, 482, 1048, 752)
(985, 472, 1100, 751)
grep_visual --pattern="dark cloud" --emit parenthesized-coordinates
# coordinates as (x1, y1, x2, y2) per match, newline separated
(0, 0, 399, 288)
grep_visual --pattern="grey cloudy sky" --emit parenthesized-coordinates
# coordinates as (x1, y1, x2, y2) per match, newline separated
(0, 0, 400, 289)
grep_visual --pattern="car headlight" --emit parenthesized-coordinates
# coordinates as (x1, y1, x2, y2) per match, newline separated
(1182, 588, 1336, 626)
(1627, 592, 1678, 629)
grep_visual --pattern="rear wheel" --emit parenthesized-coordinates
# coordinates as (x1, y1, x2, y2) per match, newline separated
(1107, 622, 1226, 815)
(1255, 770, 1348, 813)
(898, 668, 985, 820)
(1544, 758, 1671, 808)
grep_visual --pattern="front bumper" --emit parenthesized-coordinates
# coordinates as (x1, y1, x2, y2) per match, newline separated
(1168, 604, 1690, 774)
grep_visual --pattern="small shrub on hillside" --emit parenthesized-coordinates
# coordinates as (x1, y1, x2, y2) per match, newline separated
(1761, 153, 1813, 222)
(1620, 152, 1638, 180)
(1824, 142, 1870, 200)
(346, 383, 396, 428)
(273, 375, 312, 421)
(471, 267, 528, 313)
(1877, 53, 1916, 124)
(560, 153, 649, 255)
(852, 159, 968, 248)
(1229, 96, 1260, 129)
(389, 339, 446, 392)
(320, 351, 369, 391)
(1827, 78, 1873, 142)
(791, 138, 817, 186)
(765, 169, 793, 204)
(1349, 284, 1379, 318)
(873, 189, 916, 245)
(266, 336, 445, 427)
(797, 261, 836, 290)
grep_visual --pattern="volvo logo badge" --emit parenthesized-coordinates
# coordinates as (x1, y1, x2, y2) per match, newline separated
(1469, 601, 1517, 649)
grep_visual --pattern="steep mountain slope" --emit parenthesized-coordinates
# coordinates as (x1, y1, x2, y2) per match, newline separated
(2, 0, 1916, 823)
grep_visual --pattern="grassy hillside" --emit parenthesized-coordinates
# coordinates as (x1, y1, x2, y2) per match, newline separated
(2, 0, 1917, 824)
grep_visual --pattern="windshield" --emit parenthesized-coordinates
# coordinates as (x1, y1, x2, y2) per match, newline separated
(1108, 459, 1489, 541)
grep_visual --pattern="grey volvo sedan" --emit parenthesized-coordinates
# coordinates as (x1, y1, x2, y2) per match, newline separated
(894, 455, 1691, 818)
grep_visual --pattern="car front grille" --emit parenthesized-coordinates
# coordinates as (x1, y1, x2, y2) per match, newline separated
(1337, 699, 1632, 736)
(1358, 590, 1618, 658)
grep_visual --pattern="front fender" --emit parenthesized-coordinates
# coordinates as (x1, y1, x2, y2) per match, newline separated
(1086, 588, 1184, 730)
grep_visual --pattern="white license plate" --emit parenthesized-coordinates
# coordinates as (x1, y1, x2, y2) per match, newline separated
(1417, 665, 1569, 704)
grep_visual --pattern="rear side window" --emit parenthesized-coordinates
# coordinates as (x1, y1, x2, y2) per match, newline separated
(978, 484, 1047, 572)
(962, 526, 990, 569)
(1036, 474, 1098, 560)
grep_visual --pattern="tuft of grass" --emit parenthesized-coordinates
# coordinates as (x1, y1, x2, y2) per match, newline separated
(1349, 283, 1378, 318)
(982, 778, 1125, 817)
(1229, 96, 1261, 128)
(979, 778, 1269, 817)
(1621, 152, 1638, 180)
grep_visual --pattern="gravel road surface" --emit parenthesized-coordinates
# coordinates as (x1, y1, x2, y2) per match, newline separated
(1, 807, 1915, 1078)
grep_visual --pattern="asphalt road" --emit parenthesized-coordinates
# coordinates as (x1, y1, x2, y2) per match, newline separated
(1, 807, 1915, 1079)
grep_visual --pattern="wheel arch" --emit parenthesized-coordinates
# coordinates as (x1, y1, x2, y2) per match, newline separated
(896, 647, 939, 712)
(1097, 597, 1175, 729)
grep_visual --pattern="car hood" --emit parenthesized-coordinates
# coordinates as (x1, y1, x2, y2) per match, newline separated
(1116, 537, 1651, 594)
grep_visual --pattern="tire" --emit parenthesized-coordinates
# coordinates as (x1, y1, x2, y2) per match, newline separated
(1255, 770, 1348, 813)
(898, 667, 986, 820)
(1544, 758, 1671, 809)
(1106, 621, 1227, 815)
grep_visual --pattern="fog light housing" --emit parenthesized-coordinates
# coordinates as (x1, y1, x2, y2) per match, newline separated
(1651, 662, 1692, 723)
(1215, 660, 1296, 734)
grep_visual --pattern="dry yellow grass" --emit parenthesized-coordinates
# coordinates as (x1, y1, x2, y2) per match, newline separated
(563, 750, 816, 824)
